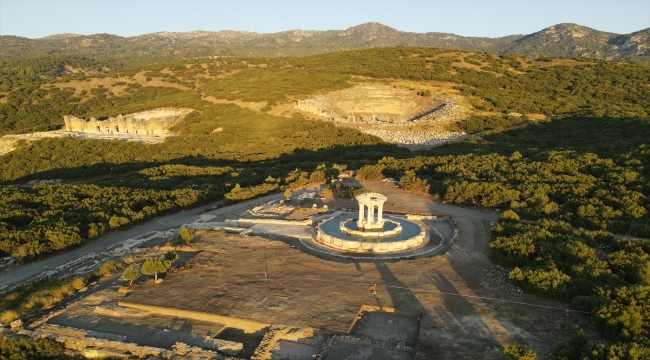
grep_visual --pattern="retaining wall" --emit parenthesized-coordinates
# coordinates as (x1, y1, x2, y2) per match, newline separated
(118, 302, 268, 333)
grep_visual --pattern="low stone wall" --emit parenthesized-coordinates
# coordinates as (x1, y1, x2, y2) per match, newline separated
(118, 302, 268, 334)
(311, 211, 343, 223)
(18, 315, 246, 358)
(406, 214, 437, 220)
(314, 214, 428, 254)
(230, 218, 312, 227)
(315, 231, 426, 253)
(328, 333, 415, 353)
(185, 221, 229, 230)
(17, 326, 170, 358)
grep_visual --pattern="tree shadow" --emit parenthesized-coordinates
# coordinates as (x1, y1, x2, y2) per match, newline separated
(215, 326, 269, 359)
(426, 269, 503, 348)
(372, 262, 509, 356)
(374, 262, 424, 311)
(421, 115, 650, 161)
(2, 143, 409, 185)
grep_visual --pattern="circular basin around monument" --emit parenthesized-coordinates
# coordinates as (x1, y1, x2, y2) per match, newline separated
(315, 214, 427, 253)
(340, 218, 402, 238)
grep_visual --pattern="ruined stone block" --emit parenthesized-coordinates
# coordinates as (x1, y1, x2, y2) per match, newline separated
(93, 338, 109, 347)
(80, 337, 97, 347)
(82, 347, 130, 359)
(54, 335, 71, 343)
(9, 319, 22, 328)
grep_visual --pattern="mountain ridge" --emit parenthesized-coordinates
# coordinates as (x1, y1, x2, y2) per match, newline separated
(1, 22, 648, 63)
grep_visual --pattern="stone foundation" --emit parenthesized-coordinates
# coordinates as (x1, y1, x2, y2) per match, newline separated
(315, 217, 427, 253)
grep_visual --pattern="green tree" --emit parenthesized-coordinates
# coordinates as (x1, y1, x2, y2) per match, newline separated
(551, 331, 598, 360)
(355, 164, 385, 181)
(178, 228, 194, 245)
(499, 210, 520, 224)
(141, 258, 168, 282)
(309, 170, 327, 184)
(122, 265, 140, 286)
(0, 336, 64, 360)
(97, 260, 120, 276)
(284, 189, 292, 200)
(163, 250, 179, 266)
(607, 241, 650, 284)
(504, 344, 536, 360)
(398, 170, 430, 193)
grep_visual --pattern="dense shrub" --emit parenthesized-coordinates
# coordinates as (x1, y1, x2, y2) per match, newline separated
(0, 336, 64, 359)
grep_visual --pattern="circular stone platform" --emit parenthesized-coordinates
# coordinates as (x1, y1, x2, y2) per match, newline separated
(315, 214, 428, 253)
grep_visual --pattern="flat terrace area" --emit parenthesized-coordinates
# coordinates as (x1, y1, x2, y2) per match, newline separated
(42, 182, 599, 359)
(48, 229, 595, 359)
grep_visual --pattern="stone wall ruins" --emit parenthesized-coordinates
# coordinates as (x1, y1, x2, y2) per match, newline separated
(64, 112, 177, 136)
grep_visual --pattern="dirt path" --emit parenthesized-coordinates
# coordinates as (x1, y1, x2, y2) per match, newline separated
(0, 187, 323, 291)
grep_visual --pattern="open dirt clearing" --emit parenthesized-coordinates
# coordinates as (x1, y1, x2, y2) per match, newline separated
(68, 227, 593, 359)
(34, 182, 597, 359)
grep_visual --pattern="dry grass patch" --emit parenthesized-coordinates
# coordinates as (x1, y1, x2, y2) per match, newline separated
(0, 310, 19, 324)
(0, 277, 88, 324)
(534, 59, 585, 68)
(46, 71, 191, 98)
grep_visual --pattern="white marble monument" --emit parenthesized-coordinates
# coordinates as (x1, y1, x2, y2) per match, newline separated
(356, 192, 388, 230)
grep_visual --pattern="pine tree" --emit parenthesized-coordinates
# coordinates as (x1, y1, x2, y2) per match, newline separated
(141, 258, 168, 282)
(163, 250, 179, 266)
(178, 228, 193, 245)
(122, 265, 140, 286)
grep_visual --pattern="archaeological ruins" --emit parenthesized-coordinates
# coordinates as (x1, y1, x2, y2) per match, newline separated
(63, 108, 189, 136)
(294, 84, 462, 124)
(0, 108, 192, 155)
(314, 192, 429, 254)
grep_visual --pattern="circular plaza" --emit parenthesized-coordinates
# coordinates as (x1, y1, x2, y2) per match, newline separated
(314, 192, 428, 254)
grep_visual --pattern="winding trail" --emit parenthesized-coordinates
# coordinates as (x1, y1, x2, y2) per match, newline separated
(0, 188, 321, 290)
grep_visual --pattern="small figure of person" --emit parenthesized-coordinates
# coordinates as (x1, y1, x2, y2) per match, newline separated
(369, 283, 377, 294)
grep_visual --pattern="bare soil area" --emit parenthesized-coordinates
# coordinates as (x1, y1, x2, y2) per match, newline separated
(352, 311, 420, 346)
(39, 183, 597, 359)
(201, 95, 269, 111)
(117, 228, 594, 359)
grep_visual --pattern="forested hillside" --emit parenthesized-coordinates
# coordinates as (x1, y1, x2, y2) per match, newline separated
(0, 46, 648, 356)
(1, 22, 649, 64)
(2, 47, 649, 136)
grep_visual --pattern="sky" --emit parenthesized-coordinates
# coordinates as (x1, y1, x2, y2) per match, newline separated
(1, 0, 649, 39)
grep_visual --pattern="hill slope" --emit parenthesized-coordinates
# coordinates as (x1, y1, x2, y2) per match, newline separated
(1, 22, 648, 63)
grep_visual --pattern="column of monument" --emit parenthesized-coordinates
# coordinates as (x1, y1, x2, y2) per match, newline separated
(377, 203, 384, 224)
(358, 203, 365, 228)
